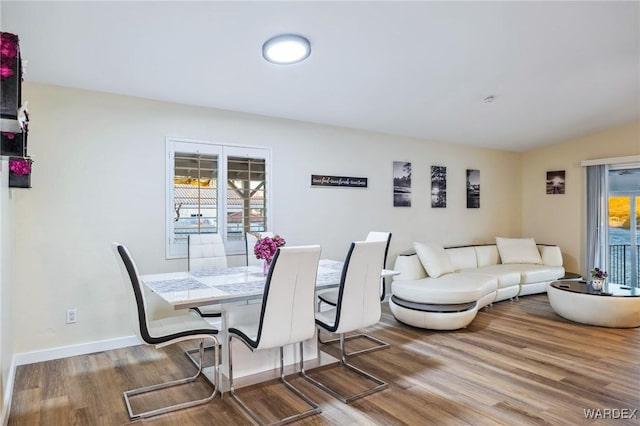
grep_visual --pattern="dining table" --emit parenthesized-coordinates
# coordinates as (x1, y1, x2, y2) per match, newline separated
(140, 259, 399, 391)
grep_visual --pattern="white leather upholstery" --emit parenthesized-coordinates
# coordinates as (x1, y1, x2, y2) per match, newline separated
(229, 245, 321, 350)
(245, 232, 274, 267)
(515, 264, 565, 283)
(188, 234, 227, 317)
(390, 241, 565, 329)
(447, 247, 478, 271)
(495, 237, 543, 265)
(413, 242, 455, 278)
(474, 245, 500, 267)
(226, 245, 323, 425)
(317, 290, 339, 305)
(392, 274, 497, 305)
(114, 243, 218, 343)
(316, 241, 386, 334)
(113, 242, 219, 419)
(392, 253, 428, 280)
(188, 234, 227, 271)
(389, 298, 478, 330)
(149, 312, 218, 343)
(460, 265, 521, 289)
(317, 231, 391, 307)
(366, 231, 391, 245)
(538, 245, 563, 267)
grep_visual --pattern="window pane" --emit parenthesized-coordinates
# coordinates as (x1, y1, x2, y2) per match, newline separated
(226, 157, 266, 241)
(173, 153, 218, 247)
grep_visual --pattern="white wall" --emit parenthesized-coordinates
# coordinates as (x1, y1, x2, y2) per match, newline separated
(521, 120, 640, 275)
(0, 158, 16, 421)
(12, 82, 523, 354)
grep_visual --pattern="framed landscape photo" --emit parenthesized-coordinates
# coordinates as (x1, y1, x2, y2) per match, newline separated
(466, 169, 480, 208)
(431, 166, 447, 208)
(546, 170, 565, 194)
(393, 161, 411, 207)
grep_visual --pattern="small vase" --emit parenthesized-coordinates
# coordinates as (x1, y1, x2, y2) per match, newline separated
(591, 279, 604, 291)
(263, 259, 271, 276)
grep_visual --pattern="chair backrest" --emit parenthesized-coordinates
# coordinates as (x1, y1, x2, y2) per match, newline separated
(365, 231, 392, 300)
(365, 231, 392, 268)
(113, 243, 155, 345)
(188, 233, 227, 271)
(253, 245, 321, 350)
(333, 241, 387, 334)
(245, 231, 274, 266)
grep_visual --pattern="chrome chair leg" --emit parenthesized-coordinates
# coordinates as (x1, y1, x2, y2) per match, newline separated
(228, 336, 321, 426)
(317, 328, 390, 357)
(303, 333, 388, 404)
(123, 336, 219, 420)
(228, 335, 265, 425)
(185, 343, 220, 369)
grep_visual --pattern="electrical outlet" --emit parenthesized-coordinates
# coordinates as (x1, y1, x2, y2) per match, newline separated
(66, 309, 77, 324)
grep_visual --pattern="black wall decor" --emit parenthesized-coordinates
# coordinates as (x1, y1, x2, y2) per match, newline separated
(1, 131, 26, 157)
(466, 169, 480, 208)
(0, 32, 22, 122)
(431, 166, 447, 208)
(311, 174, 368, 188)
(393, 161, 411, 207)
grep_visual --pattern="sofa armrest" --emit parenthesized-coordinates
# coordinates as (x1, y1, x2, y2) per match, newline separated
(538, 245, 563, 267)
(393, 252, 428, 280)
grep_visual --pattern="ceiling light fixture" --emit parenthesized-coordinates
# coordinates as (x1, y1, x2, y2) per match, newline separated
(483, 95, 497, 103)
(262, 34, 311, 65)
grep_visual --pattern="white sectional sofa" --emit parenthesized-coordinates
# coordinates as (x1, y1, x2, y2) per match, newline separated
(389, 238, 565, 330)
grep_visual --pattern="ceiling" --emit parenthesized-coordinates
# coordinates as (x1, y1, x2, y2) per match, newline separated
(1, 1, 639, 152)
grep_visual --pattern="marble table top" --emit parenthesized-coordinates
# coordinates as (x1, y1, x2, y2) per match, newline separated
(141, 259, 396, 310)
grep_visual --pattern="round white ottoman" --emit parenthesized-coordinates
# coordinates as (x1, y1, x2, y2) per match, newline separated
(548, 281, 640, 328)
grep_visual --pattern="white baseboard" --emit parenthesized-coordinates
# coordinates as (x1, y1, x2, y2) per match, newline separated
(1, 335, 142, 425)
(14, 335, 142, 366)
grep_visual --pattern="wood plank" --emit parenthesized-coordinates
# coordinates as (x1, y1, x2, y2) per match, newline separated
(8, 294, 640, 425)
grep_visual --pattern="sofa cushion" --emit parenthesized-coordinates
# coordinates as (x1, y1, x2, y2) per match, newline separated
(538, 245, 563, 267)
(495, 237, 542, 265)
(475, 245, 500, 267)
(446, 247, 478, 271)
(460, 265, 521, 289)
(517, 264, 565, 283)
(393, 253, 428, 281)
(392, 274, 497, 305)
(414, 242, 455, 278)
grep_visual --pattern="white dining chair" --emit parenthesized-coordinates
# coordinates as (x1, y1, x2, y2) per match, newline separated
(302, 240, 388, 404)
(187, 233, 228, 318)
(245, 231, 274, 266)
(186, 233, 227, 365)
(316, 231, 392, 355)
(188, 233, 227, 272)
(113, 243, 219, 420)
(227, 245, 322, 425)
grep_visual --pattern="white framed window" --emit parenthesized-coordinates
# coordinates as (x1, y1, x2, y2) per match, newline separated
(166, 138, 272, 258)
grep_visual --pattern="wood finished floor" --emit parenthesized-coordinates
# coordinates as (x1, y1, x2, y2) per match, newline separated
(8, 294, 640, 425)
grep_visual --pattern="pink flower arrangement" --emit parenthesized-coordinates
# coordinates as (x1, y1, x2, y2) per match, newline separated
(254, 234, 286, 263)
(9, 158, 31, 176)
(0, 32, 19, 81)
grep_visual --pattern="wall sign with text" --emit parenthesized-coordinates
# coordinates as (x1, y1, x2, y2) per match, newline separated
(311, 174, 368, 188)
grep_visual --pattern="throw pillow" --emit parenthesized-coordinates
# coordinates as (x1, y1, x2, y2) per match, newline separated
(495, 237, 543, 264)
(413, 242, 455, 278)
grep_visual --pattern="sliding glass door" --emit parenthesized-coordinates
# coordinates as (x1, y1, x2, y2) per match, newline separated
(608, 168, 639, 287)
